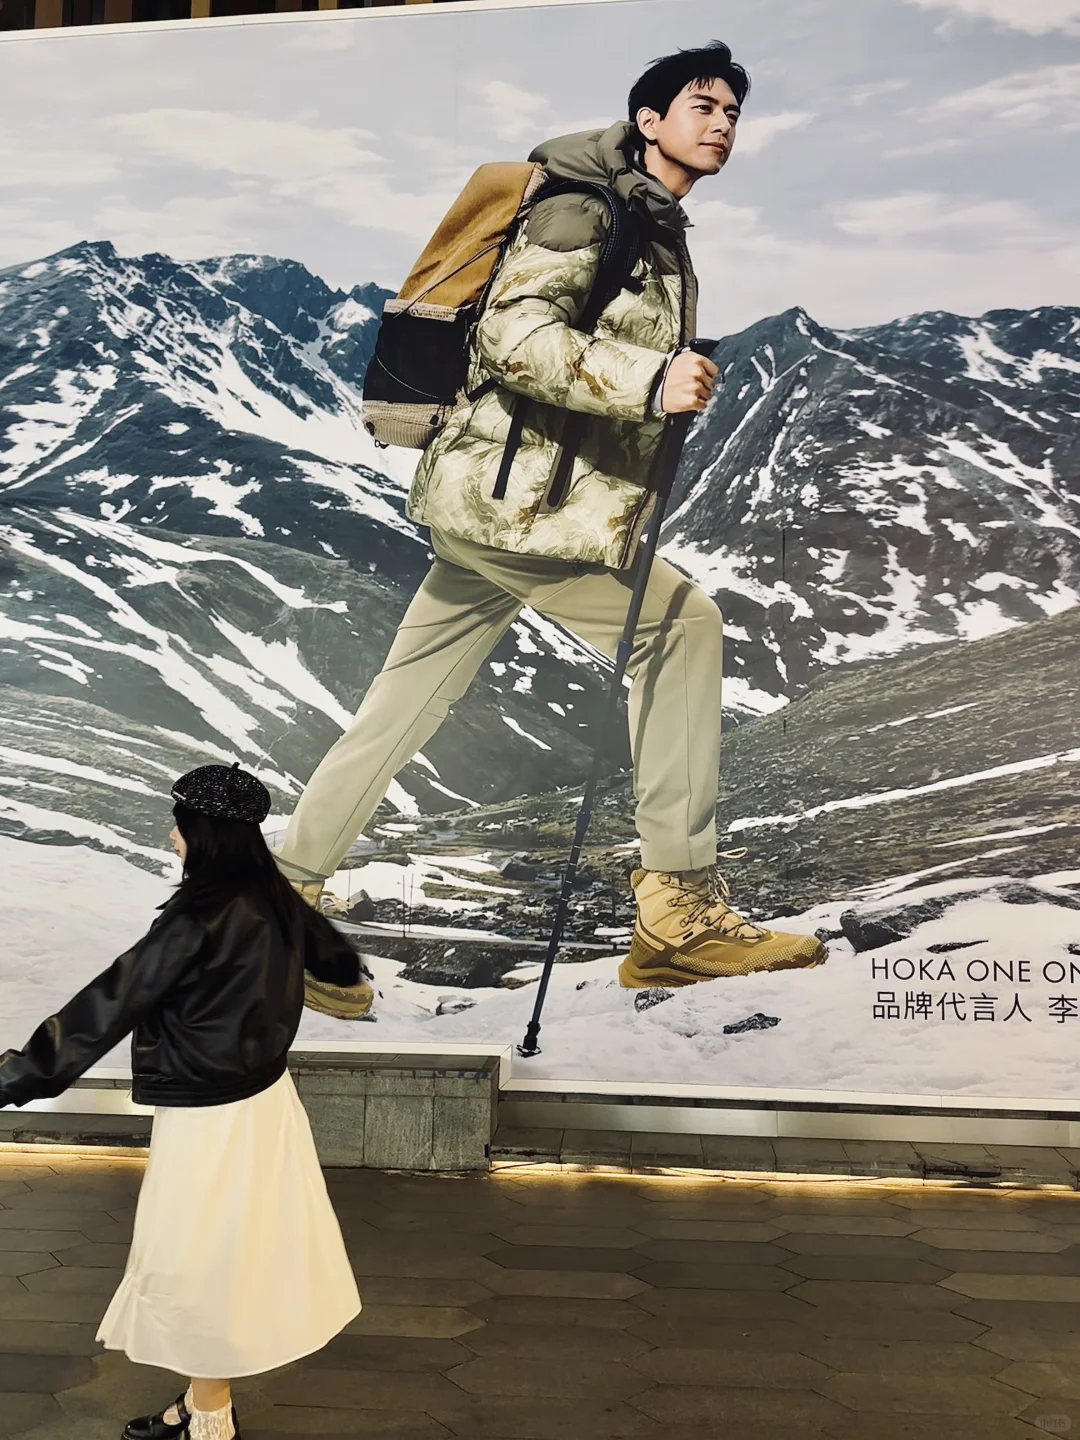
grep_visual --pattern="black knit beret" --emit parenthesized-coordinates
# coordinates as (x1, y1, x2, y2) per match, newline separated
(171, 762, 272, 825)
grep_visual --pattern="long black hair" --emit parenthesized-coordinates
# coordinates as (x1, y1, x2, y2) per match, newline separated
(171, 802, 300, 934)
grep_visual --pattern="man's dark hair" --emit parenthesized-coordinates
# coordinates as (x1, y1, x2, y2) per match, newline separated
(628, 41, 751, 128)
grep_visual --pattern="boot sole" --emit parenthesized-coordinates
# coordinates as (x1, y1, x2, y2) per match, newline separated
(619, 935, 828, 989)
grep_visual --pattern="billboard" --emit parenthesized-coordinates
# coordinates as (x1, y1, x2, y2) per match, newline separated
(1, 0, 1078, 1104)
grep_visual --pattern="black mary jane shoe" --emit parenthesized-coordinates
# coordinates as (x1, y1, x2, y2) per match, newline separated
(122, 1392, 190, 1439)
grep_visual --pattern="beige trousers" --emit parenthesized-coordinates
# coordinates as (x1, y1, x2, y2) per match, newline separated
(276, 527, 723, 882)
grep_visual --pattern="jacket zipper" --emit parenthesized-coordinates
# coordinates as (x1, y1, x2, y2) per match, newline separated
(617, 237, 690, 569)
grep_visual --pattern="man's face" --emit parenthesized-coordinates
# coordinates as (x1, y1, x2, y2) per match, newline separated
(637, 77, 740, 180)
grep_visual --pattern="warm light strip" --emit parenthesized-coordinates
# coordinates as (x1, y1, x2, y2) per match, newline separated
(490, 1160, 1076, 1191)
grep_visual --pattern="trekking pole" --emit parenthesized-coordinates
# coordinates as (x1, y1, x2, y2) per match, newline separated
(516, 340, 717, 1059)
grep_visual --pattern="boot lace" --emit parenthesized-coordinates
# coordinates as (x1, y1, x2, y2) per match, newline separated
(664, 852, 767, 942)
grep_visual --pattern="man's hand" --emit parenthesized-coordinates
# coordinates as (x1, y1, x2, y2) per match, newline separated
(660, 351, 719, 414)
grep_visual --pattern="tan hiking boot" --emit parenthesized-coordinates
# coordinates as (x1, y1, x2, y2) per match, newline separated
(619, 865, 827, 988)
(290, 880, 375, 1019)
(303, 972, 375, 1021)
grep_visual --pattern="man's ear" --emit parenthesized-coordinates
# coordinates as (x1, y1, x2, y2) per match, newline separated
(636, 105, 660, 146)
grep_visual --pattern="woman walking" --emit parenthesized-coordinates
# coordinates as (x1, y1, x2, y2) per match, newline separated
(0, 763, 363, 1440)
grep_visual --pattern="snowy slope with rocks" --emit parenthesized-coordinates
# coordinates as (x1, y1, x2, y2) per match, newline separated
(4, 835, 1079, 1102)
(666, 305, 1080, 717)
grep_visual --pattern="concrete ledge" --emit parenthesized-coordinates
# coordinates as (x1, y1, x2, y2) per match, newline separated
(491, 1125, 1080, 1189)
(0, 1053, 501, 1171)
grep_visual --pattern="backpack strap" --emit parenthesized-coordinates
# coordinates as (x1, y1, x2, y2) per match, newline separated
(492, 180, 642, 503)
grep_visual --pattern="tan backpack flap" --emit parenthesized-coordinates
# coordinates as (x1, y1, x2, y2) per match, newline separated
(397, 161, 547, 309)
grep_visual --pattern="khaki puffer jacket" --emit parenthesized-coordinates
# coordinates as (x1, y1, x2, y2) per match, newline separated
(405, 122, 698, 569)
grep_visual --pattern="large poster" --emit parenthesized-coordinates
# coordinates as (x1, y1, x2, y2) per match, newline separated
(1, 0, 1078, 1102)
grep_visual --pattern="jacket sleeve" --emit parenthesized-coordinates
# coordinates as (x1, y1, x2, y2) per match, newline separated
(474, 197, 668, 423)
(301, 905, 361, 988)
(0, 908, 207, 1109)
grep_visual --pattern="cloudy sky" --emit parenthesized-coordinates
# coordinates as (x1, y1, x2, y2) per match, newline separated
(1, 0, 1078, 335)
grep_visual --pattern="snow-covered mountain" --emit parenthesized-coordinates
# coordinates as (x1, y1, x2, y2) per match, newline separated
(665, 304, 1080, 716)
(2, 241, 1078, 871)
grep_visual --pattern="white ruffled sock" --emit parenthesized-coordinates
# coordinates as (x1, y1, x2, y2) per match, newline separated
(162, 1387, 193, 1426)
(189, 1400, 235, 1440)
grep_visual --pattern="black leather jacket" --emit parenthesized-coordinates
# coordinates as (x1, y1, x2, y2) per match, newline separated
(0, 889, 360, 1110)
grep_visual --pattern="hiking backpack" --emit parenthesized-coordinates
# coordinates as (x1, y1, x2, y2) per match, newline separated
(361, 161, 642, 452)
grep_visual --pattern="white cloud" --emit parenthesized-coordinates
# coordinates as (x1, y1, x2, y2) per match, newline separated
(0, 130, 122, 189)
(97, 109, 454, 243)
(471, 79, 551, 146)
(286, 18, 359, 52)
(733, 111, 815, 156)
(930, 63, 1080, 130)
(93, 193, 270, 264)
(904, 0, 1080, 35)
(833, 191, 1057, 244)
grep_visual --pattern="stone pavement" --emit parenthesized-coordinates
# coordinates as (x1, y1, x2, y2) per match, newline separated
(2, 1149, 1080, 1439)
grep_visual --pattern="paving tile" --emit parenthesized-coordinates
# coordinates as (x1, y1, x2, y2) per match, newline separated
(1017, 1406, 1080, 1439)
(627, 1317, 823, 1353)
(635, 1237, 791, 1265)
(417, 1394, 660, 1438)
(956, 1299, 1080, 1333)
(633, 1219, 784, 1242)
(0, 1252, 59, 1277)
(241, 1409, 450, 1437)
(343, 1304, 484, 1339)
(20, 1266, 122, 1296)
(469, 1295, 642, 1330)
(801, 1309, 988, 1343)
(631, 1346, 831, 1388)
(799, 1337, 1007, 1376)
(927, 1246, 1080, 1275)
(942, 1273, 1080, 1303)
(302, 1332, 471, 1372)
(459, 1321, 650, 1362)
(51, 1243, 132, 1269)
(0, 1319, 103, 1356)
(477, 1268, 649, 1300)
(997, 1361, 1080, 1399)
(0, 1291, 108, 1324)
(446, 1355, 650, 1401)
(819, 1372, 1025, 1414)
(349, 1277, 492, 1308)
(0, 1392, 60, 1436)
(0, 1210, 110, 1233)
(776, 1232, 935, 1259)
(899, 1209, 1044, 1232)
(630, 1287, 814, 1324)
(259, 1366, 463, 1410)
(770, 1215, 919, 1237)
(629, 1261, 795, 1291)
(974, 1330, 1080, 1363)
(630, 1381, 847, 1429)
(0, 1351, 97, 1393)
(787, 1279, 964, 1311)
(780, 1255, 948, 1284)
(914, 1228, 1067, 1252)
(494, 1224, 644, 1248)
(482, 1245, 638, 1273)
(822, 1415, 1042, 1439)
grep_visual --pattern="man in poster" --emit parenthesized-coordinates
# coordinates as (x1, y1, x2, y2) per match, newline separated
(277, 41, 828, 987)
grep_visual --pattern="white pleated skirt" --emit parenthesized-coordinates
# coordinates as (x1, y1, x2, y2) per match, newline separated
(97, 1070, 361, 1379)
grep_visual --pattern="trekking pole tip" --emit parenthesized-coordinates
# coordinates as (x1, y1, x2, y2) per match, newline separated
(516, 1022, 542, 1059)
